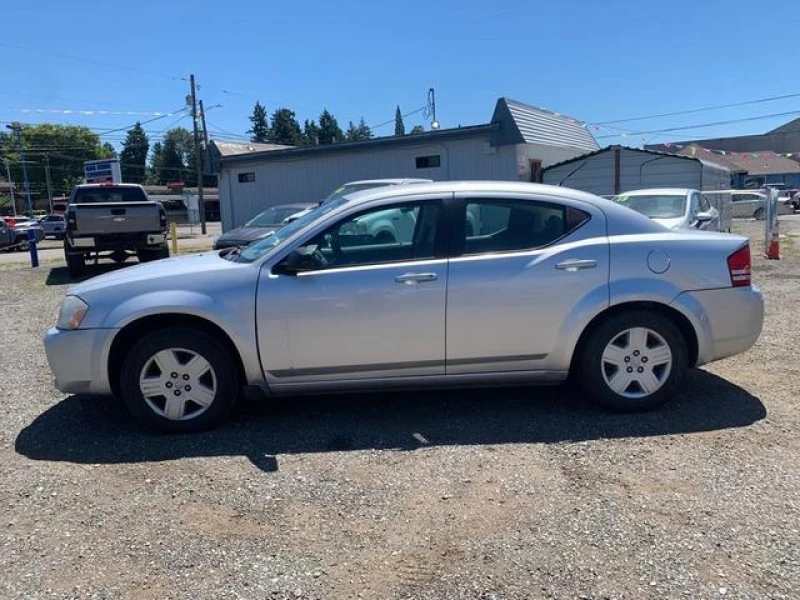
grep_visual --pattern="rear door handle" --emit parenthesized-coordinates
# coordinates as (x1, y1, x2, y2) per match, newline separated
(555, 259, 597, 271)
(395, 272, 438, 285)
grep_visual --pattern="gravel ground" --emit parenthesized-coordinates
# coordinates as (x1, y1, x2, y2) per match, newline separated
(1, 221, 798, 599)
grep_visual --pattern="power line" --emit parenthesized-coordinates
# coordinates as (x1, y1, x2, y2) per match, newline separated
(595, 91, 800, 125)
(594, 109, 800, 140)
(0, 41, 186, 82)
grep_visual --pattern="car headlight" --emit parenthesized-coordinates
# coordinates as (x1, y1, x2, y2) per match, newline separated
(56, 295, 89, 330)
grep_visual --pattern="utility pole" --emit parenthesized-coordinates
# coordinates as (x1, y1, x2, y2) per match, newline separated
(3, 158, 17, 216)
(189, 74, 206, 234)
(44, 155, 54, 213)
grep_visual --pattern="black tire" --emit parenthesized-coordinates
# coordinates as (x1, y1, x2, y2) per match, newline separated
(119, 327, 239, 433)
(575, 310, 688, 412)
(137, 246, 169, 262)
(15, 236, 29, 252)
(65, 251, 85, 278)
(754, 207, 765, 220)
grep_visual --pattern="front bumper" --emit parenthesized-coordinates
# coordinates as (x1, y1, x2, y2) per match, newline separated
(44, 327, 117, 395)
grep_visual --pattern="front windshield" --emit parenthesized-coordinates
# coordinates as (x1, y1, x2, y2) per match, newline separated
(614, 194, 687, 219)
(237, 198, 348, 263)
(244, 207, 305, 228)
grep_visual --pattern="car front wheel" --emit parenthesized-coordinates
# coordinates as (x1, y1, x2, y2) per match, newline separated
(576, 311, 687, 411)
(120, 327, 239, 432)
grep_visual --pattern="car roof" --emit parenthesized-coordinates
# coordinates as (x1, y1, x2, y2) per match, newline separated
(619, 188, 694, 196)
(344, 178, 433, 186)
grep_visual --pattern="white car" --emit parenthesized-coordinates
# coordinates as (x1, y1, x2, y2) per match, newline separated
(613, 188, 720, 231)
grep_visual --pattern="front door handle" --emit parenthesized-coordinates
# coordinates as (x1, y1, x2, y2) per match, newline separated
(395, 272, 438, 285)
(555, 259, 597, 272)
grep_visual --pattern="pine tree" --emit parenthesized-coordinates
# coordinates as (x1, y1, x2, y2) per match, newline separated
(247, 101, 271, 143)
(270, 108, 303, 145)
(303, 119, 320, 145)
(119, 122, 149, 183)
(394, 106, 405, 136)
(345, 117, 374, 142)
(318, 109, 344, 144)
(409, 125, 425, 135)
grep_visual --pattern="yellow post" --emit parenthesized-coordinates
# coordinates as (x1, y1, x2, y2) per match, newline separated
(170, 222, 178, 255)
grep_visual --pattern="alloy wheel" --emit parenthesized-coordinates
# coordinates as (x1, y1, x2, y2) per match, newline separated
(600, 327, 673, 399)
(138, 348, 217, 421)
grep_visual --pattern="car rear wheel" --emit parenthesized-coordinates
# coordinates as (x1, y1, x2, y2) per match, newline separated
(575, 311, 687, 411)
(65, 249, 86, 278)
(754, 207, 765, 220)
(119, 327, 239, 433)
(15, 237, 29, 252)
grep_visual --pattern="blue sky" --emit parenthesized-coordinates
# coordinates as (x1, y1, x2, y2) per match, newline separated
(3, 0, 799, 150)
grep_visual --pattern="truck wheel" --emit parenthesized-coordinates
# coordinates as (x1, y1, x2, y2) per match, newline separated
(575, 310, 688, 412)
(119, 327, 239, 433)
(65, 251, 86, 278)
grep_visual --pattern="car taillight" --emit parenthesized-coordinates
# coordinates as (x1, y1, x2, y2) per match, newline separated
(159, 206, 167, 230)
(66, 208, 77, 231)
(727, 244, 751, 287)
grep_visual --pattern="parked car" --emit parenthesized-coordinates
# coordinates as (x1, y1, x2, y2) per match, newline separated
(730, 190, 793, 219)
(45, 181, 764, 433)
(38, 214, 66, 239)
(0, 217, 45, 251)
(63, 183, 169, 278)
(213, 203, 316, 250)
(612, 188, 722, 231)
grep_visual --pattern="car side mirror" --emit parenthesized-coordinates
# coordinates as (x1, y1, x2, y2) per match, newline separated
(695, 211, 713, 223)
(273, 246, 316, 275)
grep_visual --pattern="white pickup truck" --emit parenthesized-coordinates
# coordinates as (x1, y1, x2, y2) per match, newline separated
(64, 183, 169, 278)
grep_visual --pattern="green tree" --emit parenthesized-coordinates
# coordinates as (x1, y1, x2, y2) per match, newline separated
(394, 106, 405, 136)
(247, 101, 271, 143)
(302, 119, 320, 145)
(0, 123, 109, 200)
(345, 117, 373, 142)
(156, 127, 193, 184)
(119, 122, 149, 183)
(148, 141, 163, 184)
(318, 109, 343, 145)
(409, 125, 425, 135)
(270, 108, 303, 145)
(101, 142, 117, 158)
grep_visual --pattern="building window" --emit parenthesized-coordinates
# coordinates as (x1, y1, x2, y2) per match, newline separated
(238, 172, 256, 183)
(415, 155, 441, 169)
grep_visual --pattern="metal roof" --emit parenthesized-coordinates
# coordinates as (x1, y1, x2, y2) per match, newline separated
(542, 145, 727, 172)
(675, 146, 800, 176)
(212, 124, 498, 165)
(493, 98, 599, 152)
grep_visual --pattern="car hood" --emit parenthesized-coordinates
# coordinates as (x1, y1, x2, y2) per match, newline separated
(69, 251, 249, 297)
(217, 226, 278, 244)
(651, 216, 688, 230)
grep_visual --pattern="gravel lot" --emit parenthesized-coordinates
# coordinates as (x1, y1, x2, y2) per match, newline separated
(1, 219, 798, 599)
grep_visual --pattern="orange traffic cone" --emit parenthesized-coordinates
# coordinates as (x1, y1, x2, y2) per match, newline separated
(766, 219, 780, 260)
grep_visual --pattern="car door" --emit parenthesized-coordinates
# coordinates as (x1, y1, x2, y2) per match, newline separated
(257, 197, 448, 387)
(445, 193, 609, 375)
(0, 221, 11, 247)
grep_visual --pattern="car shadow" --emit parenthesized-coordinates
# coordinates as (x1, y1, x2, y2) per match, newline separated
(46, 263, 132, 286)
(16, 369, 765, 473)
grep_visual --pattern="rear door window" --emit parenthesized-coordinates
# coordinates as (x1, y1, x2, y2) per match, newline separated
(461, 199, 590, 255)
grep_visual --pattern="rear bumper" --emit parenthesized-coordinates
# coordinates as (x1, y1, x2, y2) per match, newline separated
(44, 327, 116, 395)
(68, 232, 166, 251)
(671, 286, 764, 366)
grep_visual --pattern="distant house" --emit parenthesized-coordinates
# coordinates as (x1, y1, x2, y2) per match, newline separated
(208, 98, 600, 231)
(675, 145, 800, 188)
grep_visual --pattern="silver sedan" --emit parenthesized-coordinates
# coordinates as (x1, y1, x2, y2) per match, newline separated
(45, 181, 764, 432)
